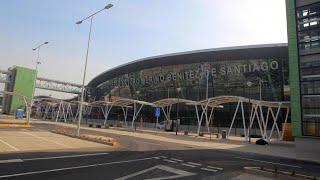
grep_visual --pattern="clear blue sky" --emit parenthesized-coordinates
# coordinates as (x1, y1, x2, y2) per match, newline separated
(0, 0, 287, 98)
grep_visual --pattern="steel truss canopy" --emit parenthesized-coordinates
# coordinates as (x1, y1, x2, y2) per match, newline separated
(90, 98, 155, 128)
(153, 98, 197, 107)
(0, 91, 32, 124)
(198, 96, 290, 108)
(32, 95, 290, 143)
(195, 96, 290, 142)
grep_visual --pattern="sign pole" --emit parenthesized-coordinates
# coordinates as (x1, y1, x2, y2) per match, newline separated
(156, 116, 159, 128)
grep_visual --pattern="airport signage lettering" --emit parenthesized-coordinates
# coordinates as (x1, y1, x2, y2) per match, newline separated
(105, 60, 279, 88)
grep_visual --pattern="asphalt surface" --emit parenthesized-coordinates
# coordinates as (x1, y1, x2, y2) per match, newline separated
(0, 124, 319, 180)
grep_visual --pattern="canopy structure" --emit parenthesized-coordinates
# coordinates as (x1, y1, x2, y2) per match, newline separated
(197, 96, 290, 142)
(72, 101, 93, 121)
(30, 94, 290, 142)
(33, 97, 78, 122)
(186, 100, 224, 135)
(153, 98, 223, 133)
(91, 100, 114, 126)
(153, 98, 197, 125)
(33, 97, 59, 120)
(55, 101, 76, 122)
(91, 98, 155, 128)
(0, 91, 32, 123)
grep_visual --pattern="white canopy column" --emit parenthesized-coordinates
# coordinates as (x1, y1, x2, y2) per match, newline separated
(153, 98, 197, 130)
(109, 98, 154, 129)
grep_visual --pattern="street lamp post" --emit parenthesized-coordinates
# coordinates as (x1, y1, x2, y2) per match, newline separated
(75, 3, 113, 137)
(30, 41, 49, 124)
(33, 42, 49, 72)
(176, 87, 181, 136)
(206, 71, 209, 100)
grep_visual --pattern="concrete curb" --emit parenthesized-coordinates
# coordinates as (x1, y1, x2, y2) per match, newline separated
(0, 123, 32, 128)
(243, 166, 320, 180)
(50, 129, 117, 147)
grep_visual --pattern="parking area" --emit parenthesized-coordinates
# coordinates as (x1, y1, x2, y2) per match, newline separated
(0, 128, 110, 153)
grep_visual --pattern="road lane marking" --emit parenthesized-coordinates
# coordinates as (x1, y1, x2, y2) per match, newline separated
(207, 166, 223, 170)
(181, 163, 196, 168)
(171, 158, 183, 162)
(0, 138, 19, 151)
(133, 140, 162, 146)
(115, 165, 196, 180)
(201, 167, 218, 172)
(235, 157, 302, 168)
(0, 156, 160, 179)
(0, 153, 110, 164)
(23, 152, 110, 161)
(163, 159, 177, 163)
(21, 132, 72, 148)
(0, 159, 23, 164)
(187, 162, 202, 166)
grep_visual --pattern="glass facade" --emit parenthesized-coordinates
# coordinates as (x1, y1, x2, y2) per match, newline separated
(90, 57, 289, 128)
(296, 1, 320, 136)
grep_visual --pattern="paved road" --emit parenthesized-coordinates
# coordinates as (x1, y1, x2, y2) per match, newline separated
(0, 124, 319, 179)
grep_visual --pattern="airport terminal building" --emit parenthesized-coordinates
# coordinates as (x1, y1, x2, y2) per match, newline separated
(87, 44, 289, 128)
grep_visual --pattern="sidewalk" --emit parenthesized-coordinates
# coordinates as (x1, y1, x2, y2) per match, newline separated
(110, 126, 295, 147)
(32, 120, 320, 164)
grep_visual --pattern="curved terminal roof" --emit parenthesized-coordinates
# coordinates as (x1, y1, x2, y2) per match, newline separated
(88, 43, 288, 88)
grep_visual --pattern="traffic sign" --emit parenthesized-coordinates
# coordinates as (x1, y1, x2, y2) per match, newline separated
(155, 107, 160, 117)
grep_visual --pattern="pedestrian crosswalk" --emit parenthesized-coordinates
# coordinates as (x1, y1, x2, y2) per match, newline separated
(159, 156, 223, 174)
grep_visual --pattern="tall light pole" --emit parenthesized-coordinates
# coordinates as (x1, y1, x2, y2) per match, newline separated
(206, 71, 209, 100)
(30, 41, 49, 124)
(33, 41, 49, 72)
(75, 3, 113, 137)
(176, 87, 181, 135)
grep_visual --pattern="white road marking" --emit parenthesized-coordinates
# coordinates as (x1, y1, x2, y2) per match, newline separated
(171, 158, 183, 162)
(159, 156, 167, 159)
(0, 156, 160, 179)
(21, 132, 72, 148)
(0, 159, 23, 164)
(163, 159, 177, 163)
(115, 165, 196, 180)
(0, 138, 19, 151)
(187, 162, 202, 166)
(132, 140, 162, 146)
(181, 163, 196, 168)
(0, 152, 109, 164)
(201, 167, 218, 172)
(207, 166, 223, 170)
(23, 152, 110, 161)
(235, 157, 302, 168)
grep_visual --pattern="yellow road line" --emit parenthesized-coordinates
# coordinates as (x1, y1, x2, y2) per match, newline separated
(0, 138, 19, 151)
(21, 132, 73, 149)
